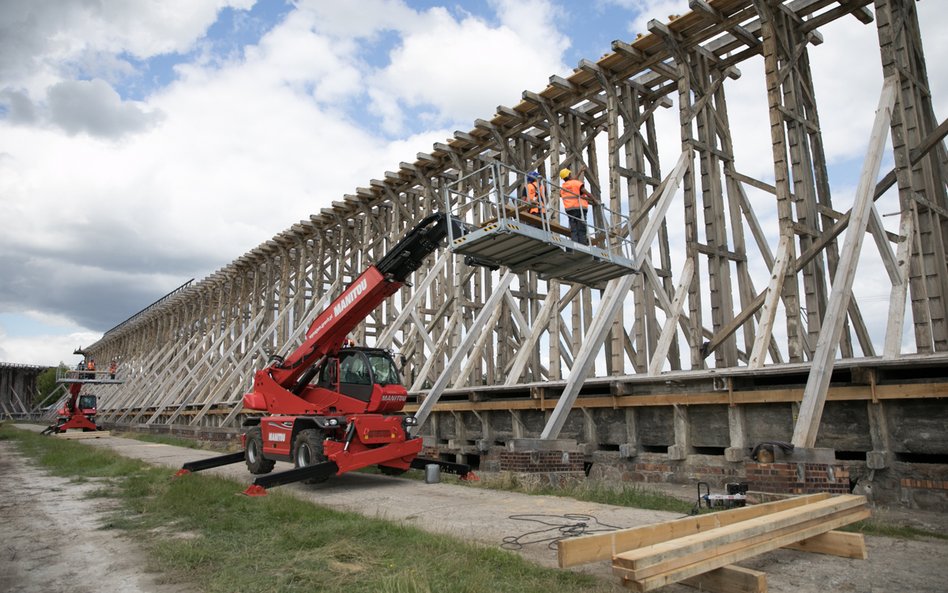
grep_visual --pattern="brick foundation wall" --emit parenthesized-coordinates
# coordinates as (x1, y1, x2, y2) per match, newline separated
(587, 452, 744, 488)
(900, 478, 948, 490)
(498, 450, 585, 473)
(746, 462, 850, 495)
(897, 467, 948, 510)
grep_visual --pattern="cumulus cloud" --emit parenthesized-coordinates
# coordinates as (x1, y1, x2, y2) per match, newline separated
(0, 0, 255, 92)
(0, 0, 572, 354)
(0, 89, 38, 124)
(46, 79, 163, 138)
(0, 323, 102, 367)
(368, 1, 568, 133)
(1, 0, 945, 366)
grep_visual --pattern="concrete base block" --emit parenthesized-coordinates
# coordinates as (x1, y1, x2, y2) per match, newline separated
(867, 450, 888, 470)
(667, 445, 688, 460)
(506, 438, 581, 453)
(725, 447, 747, 463)
(619, 443, 637, 458)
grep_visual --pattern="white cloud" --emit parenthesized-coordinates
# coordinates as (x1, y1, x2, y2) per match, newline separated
(0, 0, 573, 352)
(0, 327, 100, 367)
(367, 0, 569, 133)
(46, 78, 163, 138)
(0, 0, 255, 97)
(1, 0, 945, 368)
(606, 0, 690, 38)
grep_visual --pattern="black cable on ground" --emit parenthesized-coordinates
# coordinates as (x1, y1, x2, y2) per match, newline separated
(501, 513, 625, 551)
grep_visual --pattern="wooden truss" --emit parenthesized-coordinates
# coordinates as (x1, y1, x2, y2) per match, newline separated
(85, 0, 946, 447)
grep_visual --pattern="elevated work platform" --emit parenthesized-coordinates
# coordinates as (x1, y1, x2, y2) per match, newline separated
(56, 368, 123, 385)
(444, 163, 637, 288)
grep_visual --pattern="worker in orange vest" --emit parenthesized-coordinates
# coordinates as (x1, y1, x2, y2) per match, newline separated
(86, 358, 96, 379)
(522, 171, 546, 217)
(559, 166, 596, 244)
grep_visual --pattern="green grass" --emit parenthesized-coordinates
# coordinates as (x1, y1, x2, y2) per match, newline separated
(466, 471, 696, 515)
(2, 424, 615, 593)
(113, 431, 221, 450)
(842, 518, 948, 541)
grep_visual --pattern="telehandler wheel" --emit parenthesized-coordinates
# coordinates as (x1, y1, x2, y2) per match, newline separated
(293, 428, 329, 484)
(245, 426, 276, 474)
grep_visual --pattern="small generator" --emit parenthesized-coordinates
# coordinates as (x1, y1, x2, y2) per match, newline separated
(697, 481, 748, 510)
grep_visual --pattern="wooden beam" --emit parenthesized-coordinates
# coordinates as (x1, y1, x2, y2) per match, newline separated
(613, 496, 867, 579)
(558, 493, 830, 567)
(540, 273, 637, 440)
(679, 565, 766, 593)
(615, 498, 869, 591)
(414, 271, 514, 427)
(792, 78, 897, 448)
(784, 529, 867, 559)
(884, 212, 915, 359)
(649, 258, 694, 375)
(632, 149, 691, 269)
(748, 233, 792, 368)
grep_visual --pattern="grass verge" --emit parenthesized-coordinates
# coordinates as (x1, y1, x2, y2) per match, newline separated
(1, 424, 614, 593)
(842, 519, 948, 541)
(465, 471, 696, 515)
(112, 431, 226, 451)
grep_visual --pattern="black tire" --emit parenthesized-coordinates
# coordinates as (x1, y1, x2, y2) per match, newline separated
(293, 428, 329, 484)
(378, 465, 408, 476)
(245, 427, 275, 475)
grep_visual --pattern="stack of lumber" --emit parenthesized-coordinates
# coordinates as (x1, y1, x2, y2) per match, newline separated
(55, 430, 111, 439)
(558, 493, 869, 593)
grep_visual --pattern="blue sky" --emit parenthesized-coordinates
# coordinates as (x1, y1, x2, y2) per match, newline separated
(0, 0, 945, 366)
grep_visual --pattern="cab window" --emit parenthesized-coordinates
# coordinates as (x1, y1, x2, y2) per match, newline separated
(339, 352, 371, 385)
(367, 353, 400, 386)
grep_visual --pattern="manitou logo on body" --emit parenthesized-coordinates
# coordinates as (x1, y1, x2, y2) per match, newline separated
(380, 394, 407, 402)
(333, 278, 368, 317)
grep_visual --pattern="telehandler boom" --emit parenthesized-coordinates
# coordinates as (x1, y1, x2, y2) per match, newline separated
(177, 214, 476, 494)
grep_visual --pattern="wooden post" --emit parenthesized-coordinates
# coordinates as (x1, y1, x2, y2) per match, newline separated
(792, 79, 898, 448)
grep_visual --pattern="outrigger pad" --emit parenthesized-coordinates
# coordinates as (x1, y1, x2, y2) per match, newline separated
(410, 456, 472, 477)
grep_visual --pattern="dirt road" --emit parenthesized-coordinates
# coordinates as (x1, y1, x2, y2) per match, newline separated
(0, 443, 194, 593)
(3, 424, 947, 592)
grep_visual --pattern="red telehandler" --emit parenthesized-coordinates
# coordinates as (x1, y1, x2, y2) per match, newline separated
(177, 214, 482, 494)
(42, 381, 101, 434)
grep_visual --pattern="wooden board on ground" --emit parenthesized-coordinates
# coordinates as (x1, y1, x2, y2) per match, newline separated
(614, 505, 870, 586)
(679, 565, 767, 593)
(785, 530, 867, 559)
(55, 430, 111, 439)
(613, 495, 867, 576)
(558, 492, 831, 567)
(612, 495, 869, 592)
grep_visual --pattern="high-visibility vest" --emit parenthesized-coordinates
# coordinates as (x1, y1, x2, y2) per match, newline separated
(561, 179, 588, 210)
(526, 181, 545, 214)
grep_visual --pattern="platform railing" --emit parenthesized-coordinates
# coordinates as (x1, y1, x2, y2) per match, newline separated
(56, 367, 122, 383)
(444, 162, 636, 263)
